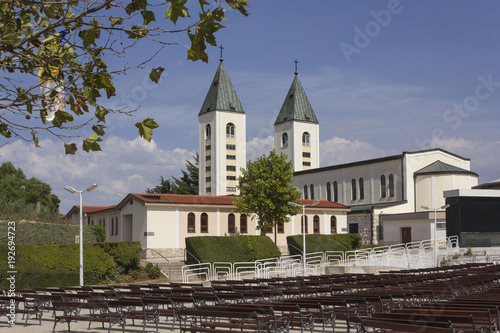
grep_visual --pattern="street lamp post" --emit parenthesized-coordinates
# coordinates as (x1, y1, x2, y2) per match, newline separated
(288, 200, 320, 275)
(421, 204, 450, 266)
(65, 184, 98, 286)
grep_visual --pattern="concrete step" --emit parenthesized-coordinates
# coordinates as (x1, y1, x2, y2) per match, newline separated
(143, 258, 186, 282)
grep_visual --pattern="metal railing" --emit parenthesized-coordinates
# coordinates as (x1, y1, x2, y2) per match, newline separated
(144, 248, 171, 279)
(181, 235, 461, 282)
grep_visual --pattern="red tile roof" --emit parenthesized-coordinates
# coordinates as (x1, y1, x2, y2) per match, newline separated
(130, 193, 349, 210)
(81, 205, 117, 213)
(131, 193, 237, 205)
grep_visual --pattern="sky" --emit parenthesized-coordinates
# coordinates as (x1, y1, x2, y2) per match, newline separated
(1, 0, 499, 214)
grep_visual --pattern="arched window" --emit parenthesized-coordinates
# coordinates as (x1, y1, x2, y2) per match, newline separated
(228, 213, 235, 233)
(388, 174, 395, 197)
(301, 215, 309, 234)
(226, 123, 235, 138)
(302, 132, 310, 146)
(313, 215, 320, 234)
(187, 212, 196, 233)
(333, 181, 338, 202)
(111, 217, 114, 235)
(351, 179, 357, 200)
(310, 184, 315, 200)
(205, 124, 211, 139)
(359, 178, 364, 200)
(240, 214, 247, 234)
(201, 213, 208, 233)
(277, 221, 284, 233)
(304, 185, 308, 200)
(381, 175, 387, 198)
(330, 216, 337, 234)
(281, 133, 288, 147)
(326, 182, 331, 201)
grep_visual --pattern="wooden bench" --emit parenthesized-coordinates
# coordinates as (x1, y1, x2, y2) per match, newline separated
(0, 295, 43, 326)
(371, 310, 497, 333)
(52, 299, 126, 333)
(179, 307, 288, 333)
(352, 316, 456, 333)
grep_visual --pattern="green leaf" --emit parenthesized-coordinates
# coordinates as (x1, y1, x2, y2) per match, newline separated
(92, 125, 106, 136)
(165, 0, 189, 24)
(149, 67, 164, 84)
(0, 123, 12, 138)
(51, 111, 74, 128)
(100, 77, 116, 98)
(95, 107, 109, 122)
(135, 118, 159, 142)
(225, 0, 250, 17)
(64, 143, 78, 155)
(125, 0, 148, 15)
(109, 17, 124, 27)
(82, 133, 102, 153)
(141, 10, 156, 25)
(31, 130, 41, 148)
(125, 25, 149, 39)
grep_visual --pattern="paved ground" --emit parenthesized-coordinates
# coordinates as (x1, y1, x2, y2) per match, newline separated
(2, 311, 348, 332)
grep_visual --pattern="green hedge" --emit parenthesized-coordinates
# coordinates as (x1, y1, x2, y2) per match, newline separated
(0, 199, 61, 223)
(94, 241, 142, 273)
(0, 243, 119, 289)
(287, 234, 362, 256)
(0, 221, 98, 245)
(185, 236, 281, 265)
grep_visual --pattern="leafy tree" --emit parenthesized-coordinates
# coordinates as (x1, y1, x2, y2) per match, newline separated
(0, 0, 250, 154)
(0, 162, 60, 212)
(147, 152, 199, 194)
(233, 150, 302, 235)
(146, 176, 174, 194)
(172, 151, 199, 195)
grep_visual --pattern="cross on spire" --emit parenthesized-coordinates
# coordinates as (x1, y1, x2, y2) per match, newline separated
(294, 59, 299, 75)
(219, 45, 224, 63)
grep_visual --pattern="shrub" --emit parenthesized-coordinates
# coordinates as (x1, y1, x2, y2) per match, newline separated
(90, 225, 106, 242)
(185, 236, 281, 265)
(0, 199, 61, 223)
(286, 234, 362, 256)
(0, 243, 119, 289)
(145, 263, 162, 279)
(0, 221, 98, 245)
(96, 242, 142, 273)
(129, 269, 139, 280)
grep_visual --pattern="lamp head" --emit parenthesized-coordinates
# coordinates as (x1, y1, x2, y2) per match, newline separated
(421, 205, 430, 210)
(65, 186, 76, 194)
(287, 202, 299, 207)
(85, 184, 98, 193)
(441, 204, 450, 209)
(309, 200, 320, 207)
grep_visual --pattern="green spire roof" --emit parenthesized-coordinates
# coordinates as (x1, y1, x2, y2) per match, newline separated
(415, 160, 478, 176)
(274, 75, 318, 125)
(199, 62, 244, 115)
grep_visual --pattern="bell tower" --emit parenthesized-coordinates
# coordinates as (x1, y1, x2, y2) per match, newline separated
(198, 55, 246, 196)
(274, 60, 319, 172)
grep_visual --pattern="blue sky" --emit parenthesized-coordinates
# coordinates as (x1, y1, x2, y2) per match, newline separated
(1, 0, 499, 214)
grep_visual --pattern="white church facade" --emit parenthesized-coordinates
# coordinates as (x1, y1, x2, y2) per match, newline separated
(66, 59, 479, 255)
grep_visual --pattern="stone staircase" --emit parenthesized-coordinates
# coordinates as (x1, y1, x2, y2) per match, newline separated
(143, 257, 188, 282)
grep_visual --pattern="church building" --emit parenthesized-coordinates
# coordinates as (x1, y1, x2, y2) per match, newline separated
(196, 58, 479, 246)
(66, 59, 480, 256)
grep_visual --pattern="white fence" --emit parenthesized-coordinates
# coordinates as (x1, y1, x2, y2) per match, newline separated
(181, 236, 460, 283)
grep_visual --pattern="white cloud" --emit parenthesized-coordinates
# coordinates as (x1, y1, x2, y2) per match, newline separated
(246, 136, 274, 161)
(429, 137, 500, 183)
(320, 137, 395, 166)
(0, 136, 195, 214)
